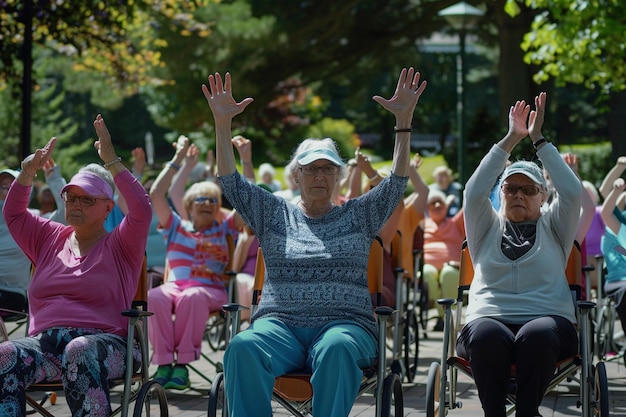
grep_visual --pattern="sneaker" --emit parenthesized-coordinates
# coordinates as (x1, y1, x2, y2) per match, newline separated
(433, 317, 444, 332)
(163, 365, 190, 390)
(152, 365, 172, 386)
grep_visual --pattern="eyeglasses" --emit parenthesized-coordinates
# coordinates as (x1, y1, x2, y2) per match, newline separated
(61, 192, 109, 207)
(194, 196, 219, 204)
(502, 184, 542, 196)
(299, 165, 339, 176)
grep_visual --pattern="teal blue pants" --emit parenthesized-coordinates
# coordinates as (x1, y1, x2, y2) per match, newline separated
(223, 317, 377, 417)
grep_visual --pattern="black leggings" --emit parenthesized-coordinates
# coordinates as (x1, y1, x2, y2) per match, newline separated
(456, 316, 578, 417)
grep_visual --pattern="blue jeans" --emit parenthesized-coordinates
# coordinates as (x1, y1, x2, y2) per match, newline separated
(0, 327, 140, 417)
(223, 317, 377, 417)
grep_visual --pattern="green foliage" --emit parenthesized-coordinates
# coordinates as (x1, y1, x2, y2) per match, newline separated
(568, 143, 614, 189)
(506, 0, 626, 95)
(304, 118, 358, 162)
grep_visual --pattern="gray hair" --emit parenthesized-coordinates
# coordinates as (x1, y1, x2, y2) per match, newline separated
(79, 163, 116, 195)
(285, 138, 347, 181)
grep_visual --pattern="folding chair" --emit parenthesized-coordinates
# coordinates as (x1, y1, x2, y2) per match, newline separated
(207, 236, 404, 417)
(0, 307, 29, 342)
(25, 255, 168, 417)
(425, 240, 609, 417)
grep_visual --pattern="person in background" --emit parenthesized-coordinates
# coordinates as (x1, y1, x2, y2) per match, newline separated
(129, 147, 168, 273)
(231, 223, 259, 324)
(0, 169, 32, 318)
(458, 93, 581, 417)
(429, 165, 462, 217)
(258, 162, 282, 192)
(33, 159, 66, 223)
(599, 177, 626, 337)
(273, 165, 301, 204)
(148, 135, 242, 390)
(582, 181, 605, 281)
(203, 67, 426, 417)
(422, 189, 465, 331)
(0, 114, 151, 417)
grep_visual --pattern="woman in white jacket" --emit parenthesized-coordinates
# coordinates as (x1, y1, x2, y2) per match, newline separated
(457, 92, 582, 417)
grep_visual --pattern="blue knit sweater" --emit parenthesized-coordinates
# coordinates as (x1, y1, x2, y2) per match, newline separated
(220, 171, 407, 338)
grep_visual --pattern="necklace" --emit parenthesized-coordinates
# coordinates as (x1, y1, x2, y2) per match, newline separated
(508, 221, 537, 242)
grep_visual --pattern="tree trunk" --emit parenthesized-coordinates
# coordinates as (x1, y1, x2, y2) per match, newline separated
(492, 0, 537, 125)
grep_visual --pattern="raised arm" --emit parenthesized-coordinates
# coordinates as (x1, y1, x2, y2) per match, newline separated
(372, 67, 426, 178)
(601, 178, 625, 235)
(599, 156, 626, 199)
(232, 135, 255, 182)
(169, 140, 200, 221)
(202, 72, 254, 177)
(406, 153, 430, 215)
(150, 136, 190, 228)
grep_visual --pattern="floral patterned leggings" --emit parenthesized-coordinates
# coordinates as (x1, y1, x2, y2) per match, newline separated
(0, 327, 140, 417)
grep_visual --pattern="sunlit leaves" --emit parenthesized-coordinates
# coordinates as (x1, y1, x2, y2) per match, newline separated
(507, 0, 626, 95)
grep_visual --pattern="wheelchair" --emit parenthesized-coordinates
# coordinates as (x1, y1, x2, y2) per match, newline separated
(207, 236, 404, 417)
(425, 241, 609, 417)
(12, 255, 169, 417)
(412, 225, 430, 332)
(592, 254, 626, 366)
(388, 229, 420, 383)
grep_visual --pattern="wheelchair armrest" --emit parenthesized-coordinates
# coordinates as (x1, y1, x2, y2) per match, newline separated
(437, 298, 456, 307)
(577, 300, 596, 310)
(222, 303, 250, 312)
(122, 309, 153, 318)
(374, 306, 395, 317)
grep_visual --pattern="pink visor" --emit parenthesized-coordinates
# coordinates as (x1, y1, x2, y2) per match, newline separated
(61, 171, 113, 199)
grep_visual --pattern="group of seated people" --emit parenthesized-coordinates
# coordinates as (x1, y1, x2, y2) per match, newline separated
(1, 66, 626, 417)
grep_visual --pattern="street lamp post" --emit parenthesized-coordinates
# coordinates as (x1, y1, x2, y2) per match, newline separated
(438, 1, 484, 185)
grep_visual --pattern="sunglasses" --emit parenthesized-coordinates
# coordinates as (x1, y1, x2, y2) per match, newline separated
(194, 196, 219, 204)
(501, 184, 542, 196)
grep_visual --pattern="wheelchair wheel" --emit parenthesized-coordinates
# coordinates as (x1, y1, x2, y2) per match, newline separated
(593, 362, 609, 417)
(595, 302, 616, 360)
(206, 314, 226, 352)
(381, 372, 403, 417)
(132, 380, 168, 417)
(208, 372, 228, 417)
(419, 281, 430, 332)
(425, 362, 442, 417)
(403, 308, 419, 383)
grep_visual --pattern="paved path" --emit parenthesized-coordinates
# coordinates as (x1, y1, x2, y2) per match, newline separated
(11, 313, 626, 417)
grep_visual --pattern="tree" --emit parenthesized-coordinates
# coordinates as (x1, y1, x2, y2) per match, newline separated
(506, 0, 626, 157)
(0, 0, 215, 159)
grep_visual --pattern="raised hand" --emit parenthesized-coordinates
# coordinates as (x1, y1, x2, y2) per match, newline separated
(93, 114, 118, 164)
(132, 147, 146, 177)
(232, 135, 252, 161)
(21, 137, 56, 177)
(202, 72, 254, 122)
(507, 100, 531, 141)
(372, 67, 427, 121)
(528, 92, 547, 141)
